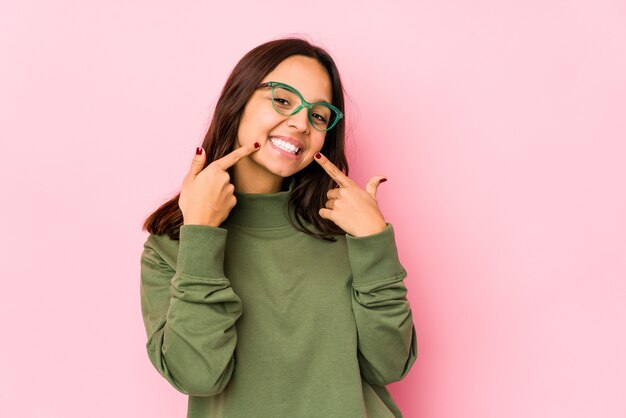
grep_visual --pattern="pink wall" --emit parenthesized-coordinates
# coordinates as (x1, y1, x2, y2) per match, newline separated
(2, 1, 625, 417)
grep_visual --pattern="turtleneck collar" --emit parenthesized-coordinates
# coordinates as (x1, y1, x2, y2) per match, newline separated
(224, 177, 296, 229)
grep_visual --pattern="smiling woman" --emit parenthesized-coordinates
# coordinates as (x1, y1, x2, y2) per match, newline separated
(140, 37, 417, 418)
(234, 55, 334, 190)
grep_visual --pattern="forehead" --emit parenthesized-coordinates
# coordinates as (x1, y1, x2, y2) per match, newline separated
(261, 55, 333, 103)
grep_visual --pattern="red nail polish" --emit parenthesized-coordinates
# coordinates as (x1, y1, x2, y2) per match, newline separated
(254, 142, 260, 149)
(196, 147, 202, 155)
(380, 178, 387, 183)
(315, 152, 321, 159)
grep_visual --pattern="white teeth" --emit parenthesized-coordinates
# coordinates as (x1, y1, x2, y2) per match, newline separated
(270, 138, 300, 154)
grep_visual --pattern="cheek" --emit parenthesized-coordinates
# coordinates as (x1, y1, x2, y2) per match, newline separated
(239, 106, 281, 138)
(311, 135, 326, 152)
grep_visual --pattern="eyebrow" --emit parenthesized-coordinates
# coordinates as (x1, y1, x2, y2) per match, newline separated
(305, 89, 332, 104)
(305, 94, 332, 104)
(266, 81, 332, 104)
(314, 96, 333, 104)
(293, 88, 331, 104)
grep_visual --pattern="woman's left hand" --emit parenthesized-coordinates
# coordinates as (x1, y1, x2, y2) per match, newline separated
(314, 152, 388, 237)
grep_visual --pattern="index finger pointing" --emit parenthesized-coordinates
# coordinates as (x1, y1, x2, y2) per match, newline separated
(314, 152, 352, 187)
(213, 142, 260, 170)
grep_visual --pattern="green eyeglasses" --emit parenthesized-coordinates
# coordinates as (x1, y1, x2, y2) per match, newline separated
(255, 81, 343, 131)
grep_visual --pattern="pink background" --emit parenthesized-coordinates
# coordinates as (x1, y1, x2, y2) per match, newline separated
(2, 1, 625, 417)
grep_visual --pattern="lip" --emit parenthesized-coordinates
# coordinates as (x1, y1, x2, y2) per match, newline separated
(269, 135, 305, 150)
(267, 135, 305, 160)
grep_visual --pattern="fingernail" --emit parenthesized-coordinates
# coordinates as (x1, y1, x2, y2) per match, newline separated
(380, 178, 388, 183)
(254, 142, 260, 149)
(315, 152, 322, 159)
(196, 147, 202, 155)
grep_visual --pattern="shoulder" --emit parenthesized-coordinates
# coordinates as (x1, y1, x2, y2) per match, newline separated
(142, 233, 180, 269)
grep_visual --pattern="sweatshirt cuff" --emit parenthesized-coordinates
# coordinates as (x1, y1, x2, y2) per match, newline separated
(346, 224, 406, 287)
(176, 224, 228, 278)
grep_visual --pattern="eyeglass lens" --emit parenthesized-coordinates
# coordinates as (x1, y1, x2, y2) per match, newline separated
(271, 86, 337, 131)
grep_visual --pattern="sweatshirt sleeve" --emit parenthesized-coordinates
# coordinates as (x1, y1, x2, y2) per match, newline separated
(140, 224, 242, 396)
(346, 224, 418, 386)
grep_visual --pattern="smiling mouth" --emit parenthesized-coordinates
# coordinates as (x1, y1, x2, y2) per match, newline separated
(269, 137, 301, 155)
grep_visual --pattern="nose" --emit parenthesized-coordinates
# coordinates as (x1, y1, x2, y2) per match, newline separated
(286, 106, 310, 133)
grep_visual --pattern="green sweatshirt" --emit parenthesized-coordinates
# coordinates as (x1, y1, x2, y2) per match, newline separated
(140, 182, 417, 418)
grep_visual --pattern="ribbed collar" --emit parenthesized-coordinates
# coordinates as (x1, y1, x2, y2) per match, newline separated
(225, 177, 295, 229)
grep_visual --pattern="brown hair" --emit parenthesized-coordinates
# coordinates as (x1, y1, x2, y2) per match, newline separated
(142, 37, 348, 241)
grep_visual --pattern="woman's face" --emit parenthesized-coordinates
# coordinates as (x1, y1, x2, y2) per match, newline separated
(235, 55, 333, 185)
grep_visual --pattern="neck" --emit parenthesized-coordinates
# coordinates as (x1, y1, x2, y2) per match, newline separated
(226, 177, 296, 229)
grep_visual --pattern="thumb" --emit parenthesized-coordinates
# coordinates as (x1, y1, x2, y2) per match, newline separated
(189, 146, 206, 176)
(365, 176, 387, 199)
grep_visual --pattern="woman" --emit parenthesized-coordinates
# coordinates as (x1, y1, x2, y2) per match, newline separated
(140, 37, 417, 418)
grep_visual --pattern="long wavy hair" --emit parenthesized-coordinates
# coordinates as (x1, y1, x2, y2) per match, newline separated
(142, 37, 348, 241)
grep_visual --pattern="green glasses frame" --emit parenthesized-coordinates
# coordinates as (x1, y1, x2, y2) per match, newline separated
(255, 81, 344, 131)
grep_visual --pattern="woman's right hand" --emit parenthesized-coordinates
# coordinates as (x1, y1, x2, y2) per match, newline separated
(179, 143, 260, 227)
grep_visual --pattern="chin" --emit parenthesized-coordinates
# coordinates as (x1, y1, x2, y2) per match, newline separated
(251, 150, 314, 179)
(266, 165, 299, 178)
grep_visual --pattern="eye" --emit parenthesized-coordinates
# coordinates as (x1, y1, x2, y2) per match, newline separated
(311, 112, 328, 123)
(273, 97, 291, 107)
